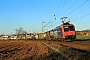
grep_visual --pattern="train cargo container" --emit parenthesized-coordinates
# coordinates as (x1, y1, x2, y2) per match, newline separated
(35, 34, 39, 40)
(38, 33, 46, 40)
(45, 31, 51, 40)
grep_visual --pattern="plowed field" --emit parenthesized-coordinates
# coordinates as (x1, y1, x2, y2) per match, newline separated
(0, 40, 51, 60)
(0, 40, 90, 60)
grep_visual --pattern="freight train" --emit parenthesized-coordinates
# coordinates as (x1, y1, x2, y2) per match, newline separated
(36, 22, 76, 41)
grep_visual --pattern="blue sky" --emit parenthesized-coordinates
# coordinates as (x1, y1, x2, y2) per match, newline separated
(0, 0, 90, 34)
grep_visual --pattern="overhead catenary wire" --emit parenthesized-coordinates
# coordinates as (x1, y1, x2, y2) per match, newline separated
(60, 0, 79, 17)
(43, 21, 51, 28)
(55, 0, 63, 15)
(46, 0, 68, 28)
(43, 1, 62, 28)
(54, 12, 90, 26)
(52, 17, 69, 27)
(72, 6, 90, 18)
(43, 0, 63, 28)
(66, 0, 89, 16)
(52, 0, 80, 27)
(52, 0, 89, 27)
(43, 0, 70, 29)
(50, 12, 90, 31)
(43, 0, 90, 32)
(45, 0, 86, 29)
(57, 0, 68, 17)
(71, 12, 90, 22)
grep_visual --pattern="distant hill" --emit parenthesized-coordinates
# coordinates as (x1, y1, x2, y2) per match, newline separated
(76, 29, 90, 32)
(76, 29, 90, 35)
(81, 29, 90, 32)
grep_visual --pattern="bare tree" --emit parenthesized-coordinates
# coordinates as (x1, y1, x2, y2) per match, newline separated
(15, 27, 23, 35)
(15, 27, 28, 40)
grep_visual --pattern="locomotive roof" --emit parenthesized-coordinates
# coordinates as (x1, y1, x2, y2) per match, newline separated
(45, 22, 74, 32)
(60, 22, 74, 26)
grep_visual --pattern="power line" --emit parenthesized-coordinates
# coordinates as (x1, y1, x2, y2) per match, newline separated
(60, 0, 79, 17)
(71, 12, 90, 22)
(43, 0, 64, 29)
(43, 0, 63, 28)
(43, 0, 68, 29)
(57, 0, 68, 17)
(53, 12, 90, 28)
(43, 21, 51, 28)
(43, 0, 89, 31)
(66, 0, 89, 16)
(48, 0, 68, 28)
(52, 0, 79, 26)
(72, 6, 90, 18)
(55, 0, 63, 15)
(53, 17, 69, 26)
(43, 15, 56, 28)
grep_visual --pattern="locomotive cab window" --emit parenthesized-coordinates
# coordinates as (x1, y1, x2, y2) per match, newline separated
(64, 26, 75, 32)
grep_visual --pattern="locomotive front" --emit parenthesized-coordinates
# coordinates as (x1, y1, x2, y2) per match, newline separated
(61, 23, 76, 39)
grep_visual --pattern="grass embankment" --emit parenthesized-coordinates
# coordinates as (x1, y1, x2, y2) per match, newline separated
(76, 35, 90, 40)
(42, 42, 90, 60)
(47, 45, 90, 60)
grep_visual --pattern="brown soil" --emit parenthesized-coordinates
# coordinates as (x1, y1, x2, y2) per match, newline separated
(43, 41, 90, 60)
(0, 40, 50, 60)
(44, 41, 90, 52)
(0, 40, 90, 60)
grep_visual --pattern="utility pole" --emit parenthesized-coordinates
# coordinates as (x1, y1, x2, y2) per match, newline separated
(42, 20, 43, 33)
(42, 20, 45, 33)
(42, 20, 45, 39)
(3, 32, 4, 35)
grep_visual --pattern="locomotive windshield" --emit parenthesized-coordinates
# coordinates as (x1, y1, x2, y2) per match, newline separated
(64, 26, 75, 32)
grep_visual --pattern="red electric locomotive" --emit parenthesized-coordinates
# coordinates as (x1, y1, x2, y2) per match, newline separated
(45, 22, 76, 41)
(60, 22, 76, 40)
